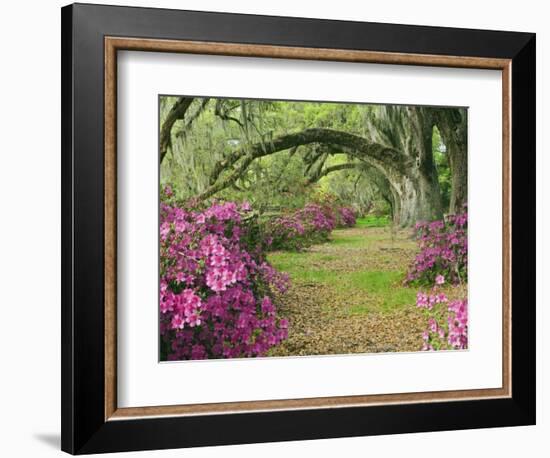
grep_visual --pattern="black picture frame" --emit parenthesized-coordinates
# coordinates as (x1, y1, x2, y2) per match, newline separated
(61, 3, 536, 454)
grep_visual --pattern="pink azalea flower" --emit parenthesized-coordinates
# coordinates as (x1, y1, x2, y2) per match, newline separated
(171, 314, 185, 329)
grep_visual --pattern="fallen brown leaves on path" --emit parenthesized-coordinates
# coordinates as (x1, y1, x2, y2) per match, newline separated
(269, 282, 426, 357)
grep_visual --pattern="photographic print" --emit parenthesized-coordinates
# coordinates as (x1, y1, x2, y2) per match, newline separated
(62, 7, 534, 451)
(159, 96, 468, 361)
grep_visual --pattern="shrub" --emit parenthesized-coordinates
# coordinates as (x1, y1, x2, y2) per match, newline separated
(263, 202, 359, 251)
(263, 213, 307, 251)
(310, 192, 356, 229)
(406, 208, 467, 286)
(337, 206, 357, 228)
(295, 203, 337, 240)
(159, 190, 289, 360)
(263, 203, 337, 251)
(416, 276, 468, 351)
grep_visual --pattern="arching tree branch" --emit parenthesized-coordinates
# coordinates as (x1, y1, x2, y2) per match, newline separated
(196, 128, 410, 201)
(160, 97, 194, 163)
(209, 128, 406, 185)
(306, 162, 362, 184)
(197, 154, 256, 200)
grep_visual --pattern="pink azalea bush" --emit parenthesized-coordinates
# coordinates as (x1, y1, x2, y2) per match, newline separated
(406, 208, 468, 286)
(311, 194, 355, 229)
(416, 276, 468, 351)
(263, 213, 307, 251)
(265, 203, 358, 251)
(160, 189, 289, 360)
(264, 203, 337, 251)
(337, 206, 357, 228)
(295, 203, 337, 238)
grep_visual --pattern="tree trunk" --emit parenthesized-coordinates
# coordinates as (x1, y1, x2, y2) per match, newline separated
(448, 142, 467, 214)
(387, 170, 442, 227)
(435, 108, 468, 214)
(379, 107, 443, 226)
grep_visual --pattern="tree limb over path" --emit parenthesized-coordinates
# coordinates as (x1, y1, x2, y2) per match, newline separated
(209, 128, 405, 184)
(195, 128, 407, 201)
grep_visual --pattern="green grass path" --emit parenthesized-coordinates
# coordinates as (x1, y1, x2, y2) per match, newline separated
(268, 224, 417, 315)
(265, 223, 427, 356)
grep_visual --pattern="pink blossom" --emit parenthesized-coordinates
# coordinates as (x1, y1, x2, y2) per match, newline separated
(171, 314, 185, 329)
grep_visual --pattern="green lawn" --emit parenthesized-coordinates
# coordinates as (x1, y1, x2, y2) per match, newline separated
(355, 215, 391, 228)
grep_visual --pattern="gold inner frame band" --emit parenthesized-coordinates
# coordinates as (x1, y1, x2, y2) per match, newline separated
(104, 36, 512, 421)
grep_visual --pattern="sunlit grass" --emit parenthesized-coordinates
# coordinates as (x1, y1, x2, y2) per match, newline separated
(347, 270, 402, 292)
(355, 215, 391, 228)
(267, 251, 337, 272)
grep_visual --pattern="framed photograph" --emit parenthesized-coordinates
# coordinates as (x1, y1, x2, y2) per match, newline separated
(61, 3, 536, 454)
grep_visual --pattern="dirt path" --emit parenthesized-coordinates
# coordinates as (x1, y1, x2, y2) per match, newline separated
(267, 226, 427, 356)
